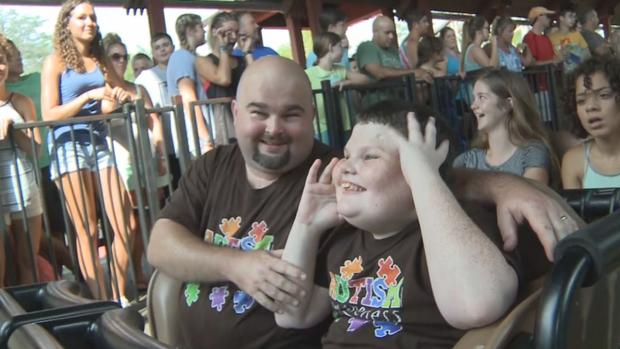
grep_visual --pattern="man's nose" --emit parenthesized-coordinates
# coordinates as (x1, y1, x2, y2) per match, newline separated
(265, 116, 283, 134)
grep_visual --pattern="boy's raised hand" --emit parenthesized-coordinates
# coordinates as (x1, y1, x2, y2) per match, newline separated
(393, 112, 449, 183)
(295, 157, 343, 233)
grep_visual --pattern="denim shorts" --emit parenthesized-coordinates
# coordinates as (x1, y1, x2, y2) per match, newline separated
(49, 141, 114, 181)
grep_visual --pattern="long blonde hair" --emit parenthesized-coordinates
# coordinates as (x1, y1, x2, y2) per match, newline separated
(53, 0, 104, 73)
(473, 69, 560, 180)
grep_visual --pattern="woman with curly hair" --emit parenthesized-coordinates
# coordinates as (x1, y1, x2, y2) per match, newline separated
(0, 33, 43, 286)
(41, 0, 138, 303)
(562, 56, 620, 188)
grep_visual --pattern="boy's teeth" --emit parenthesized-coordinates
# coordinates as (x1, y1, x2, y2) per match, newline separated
(342, 182, 364, 191)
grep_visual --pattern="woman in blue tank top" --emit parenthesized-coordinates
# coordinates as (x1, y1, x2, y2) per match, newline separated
(460, 16, 499, 74)
(561, 56, 620, 189)
(41, 0, 139, 304)
(439, 27, 461, 76)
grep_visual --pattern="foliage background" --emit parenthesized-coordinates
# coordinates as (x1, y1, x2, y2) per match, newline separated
(0, 9, 53, 74)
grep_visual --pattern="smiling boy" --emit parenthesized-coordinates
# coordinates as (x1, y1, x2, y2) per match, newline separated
(277, 101, 523, 347)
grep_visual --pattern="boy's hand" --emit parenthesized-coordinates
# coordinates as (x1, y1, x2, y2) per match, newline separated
(392, 112, 449, 184)
(295, 158, 343, 232)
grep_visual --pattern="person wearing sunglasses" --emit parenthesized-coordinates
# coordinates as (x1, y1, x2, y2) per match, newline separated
(102, 32, 168, 299)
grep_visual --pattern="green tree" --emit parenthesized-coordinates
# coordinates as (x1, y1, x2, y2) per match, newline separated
(276, 30, 313, 61)
(0, 9, 53, 74)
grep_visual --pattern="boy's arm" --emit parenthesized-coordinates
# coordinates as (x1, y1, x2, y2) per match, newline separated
(411, 167, 518, 329)
(395, 115, 517, 329)
(276, 158, 341, 328)
(276, 223, 331, 328)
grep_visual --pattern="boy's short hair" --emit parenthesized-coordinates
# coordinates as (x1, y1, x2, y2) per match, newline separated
(566, 56, 620, 137)
(577, 7, 596, 25)
(357, 100, 456, 178)
(405, 10, 426, 31)
(132, 52, 152, 64)
(151, 32, 173, 45)
(558, 5, 576, 18)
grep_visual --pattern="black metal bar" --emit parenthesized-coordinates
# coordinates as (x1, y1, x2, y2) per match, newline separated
(8, 130, 37, 283)
(12, 112, 128, 130)
(91, 120, 119, 300)
(171, 96, 191, 175)
(321, 80, 345, 150)
(187, 101, 201, 158)
(49, 131, 82, 285)
(0, 301, 120, 349)
(534, 246, 592, 349)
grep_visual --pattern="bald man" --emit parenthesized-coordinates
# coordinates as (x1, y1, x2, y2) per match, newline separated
(356, 16, 430, 107)
(148, 56, 334, 348)
(148, 57, 580, 348)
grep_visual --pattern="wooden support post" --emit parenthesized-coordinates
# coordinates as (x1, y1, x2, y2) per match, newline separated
(147, 0, 166, 37)
(602, 15, 610, 39)
(285, 12, 306, 66)
(382, 7, 395, 20)
(306, 0, 322, 37)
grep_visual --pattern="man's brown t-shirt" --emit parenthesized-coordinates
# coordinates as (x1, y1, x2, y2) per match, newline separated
(315, 204, 522, 349)
(159, 142, 336, 349)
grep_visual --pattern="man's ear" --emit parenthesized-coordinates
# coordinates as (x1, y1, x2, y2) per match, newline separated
(232, 99, 239, 124)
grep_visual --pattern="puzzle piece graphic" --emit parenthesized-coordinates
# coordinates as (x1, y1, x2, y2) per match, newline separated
(373, 321, 403, 338)
(220, 217, 242, 238)
(208, 286, 229, 312)
(184, 283, 200, 307)
(377, 256, 401, 286)
(340, 256, 363, 280)
(233, 290, 255, 314)
(347, 318, 368, 332)
(248, 221, 269, 242)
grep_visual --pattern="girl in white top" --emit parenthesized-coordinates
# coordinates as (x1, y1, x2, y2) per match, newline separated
(0, 34, 43, 286)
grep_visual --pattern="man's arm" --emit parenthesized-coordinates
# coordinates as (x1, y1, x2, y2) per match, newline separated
(593, 42, 611, 56)
(177, 77, 211, 146)
(448, 168, 583, 261)
(363, 63, 414, 80)
(148, 218, 306, 313)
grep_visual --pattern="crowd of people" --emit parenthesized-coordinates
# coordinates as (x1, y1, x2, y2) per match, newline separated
(1, 0, 620, 347)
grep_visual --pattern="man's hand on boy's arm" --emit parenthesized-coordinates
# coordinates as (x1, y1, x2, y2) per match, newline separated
(390, 114, 518, 329)
(148, 219, 307, 314)
(276, 158, 340, 329)
(449, 169, 584, 261)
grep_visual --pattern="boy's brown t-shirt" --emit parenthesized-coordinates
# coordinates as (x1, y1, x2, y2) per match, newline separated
(158, 142, 336, 349)
(315, 204, 523, 349)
